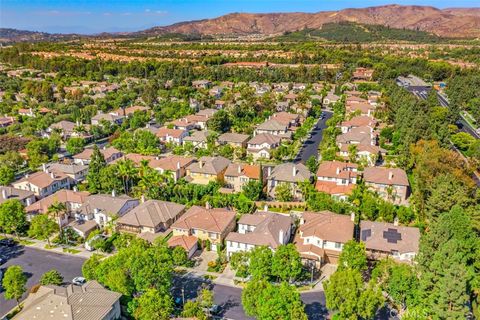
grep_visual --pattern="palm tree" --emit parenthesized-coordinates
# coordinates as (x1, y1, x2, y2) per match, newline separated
(117, 159, 137, 194)
(47, 201, 67, 238)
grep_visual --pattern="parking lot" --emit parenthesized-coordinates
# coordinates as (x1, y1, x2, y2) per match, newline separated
(0, 245, 85, 317)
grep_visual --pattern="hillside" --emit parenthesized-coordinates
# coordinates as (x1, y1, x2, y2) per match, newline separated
(0, 28, 80, 44)
(141, 5, 480, 38)
(271, 22, 445, 43)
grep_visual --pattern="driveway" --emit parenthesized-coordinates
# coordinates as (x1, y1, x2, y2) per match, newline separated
(0, 245, 86, 317)
(295, 111, 334, 163)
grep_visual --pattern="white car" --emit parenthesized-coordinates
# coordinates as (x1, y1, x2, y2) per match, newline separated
(72, 276, 86, 286)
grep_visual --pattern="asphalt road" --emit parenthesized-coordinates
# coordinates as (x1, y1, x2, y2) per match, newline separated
(295, 111, 333, 164)
(1, 246, 328, 319)
(172, 273, 327, 320)
(0, 245, 86, 317)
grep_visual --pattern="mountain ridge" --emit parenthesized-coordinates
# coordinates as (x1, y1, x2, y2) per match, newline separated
(1, 4, 480, 43)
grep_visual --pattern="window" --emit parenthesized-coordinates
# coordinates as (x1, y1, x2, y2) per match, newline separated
(335, 242, 342, 249)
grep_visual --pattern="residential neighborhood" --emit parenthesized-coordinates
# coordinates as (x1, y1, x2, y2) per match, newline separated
(0, 5, 479, 319)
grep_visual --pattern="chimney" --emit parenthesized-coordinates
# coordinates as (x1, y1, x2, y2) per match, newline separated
(111, 189, 116, 197)
(279, 230, 284, 244)
(388, 171, 393, 180)
(1, 188, 7, 200)
(393, 217, 399, 226)
(155, 156, 159, 160)
(42, 163, 47, 172)
(73, 186, 78, 192)
(50, 172, 55, 179)
(267, 166, 272, 176)
(350, 212, 355, 222)
(199, 160, 203, 168)
(103, 146, 106, 150)
(263, 204, 268, 212)
(141, 195, 145, 203)
(292, 165, 296, 177)
(94, 208, 99, 214)
(177, 161, 181, 170)
(205, 201, 211, 210)
(336, 167, 340, 175)
(237, 165, 242, 174)
(25, 197, 32, 206)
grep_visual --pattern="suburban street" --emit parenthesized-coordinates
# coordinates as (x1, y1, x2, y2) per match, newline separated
(0, 245, 85, 317)
(1, 246, 328, 319)
(295, 111, 334, 163)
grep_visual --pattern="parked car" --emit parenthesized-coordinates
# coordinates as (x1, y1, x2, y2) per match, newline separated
(72, 276, 86, 286)
(0, 239, 16, 247)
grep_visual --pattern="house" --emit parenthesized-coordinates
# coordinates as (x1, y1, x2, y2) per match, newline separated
(217, 132, 250, 149)
(171, 204, 236, 251)
(185, 156, 231, 185)
(167, 235, 198, 258)
(12, 170, 73, 199)
(149, 155, 196, 182)
(18, 108, 35, 117)
(353, 67, 374, 81)
(117, 200, 186, 235)
(183, 130, 215, 149)
(75, 193, 139, 228)
(255, 119, 292, 139)
(360, 220, 420, 262)
(0, 186, 36, 206)
(192, 80, 212, 89)
(294, 211, 355, 266)
(0, 116, 15, 127)
(25, 189, 90, 224)
(13, 281, 121, 320)
(340, 116, 377, 133)
(73, 147, 123, 165)
(247, 133, 281, 160)
(68, 219, 98, 238)
(315, 161, 358, 200)
(224, 163, 262, 192)
(111, 105, 149, 117)
(323, 92, 340, 107)
(170, 118, 197, 131)
(45, 120, 91, 140)
(226, 210, 293, 258)
(271, 112, 301, 128)
(215, 100, 226, 109)
(91, 113, 124, 126)
(363, 167, 410, 204)
(346, 102, 375, 116)
(266, 163, 313, 200)
(156, 127, 189, 145)
(46, 162, 89, 183)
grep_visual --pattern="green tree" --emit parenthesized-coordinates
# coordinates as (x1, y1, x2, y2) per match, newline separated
(2, 265, 27, 307)
(338, 240, 368, 272)
(28, 214, 58, 246)
(305, 155, 319, 173)
(274, 183, 293, 202)
(40, 269, 64, 285)
(47, 201, 67, 238)
(248, 246, 273, 280)
(242, 180, 263, 201)
(230, 251, 250, 278)
(206, 109, 231, 133)
(133, 288, 174, 320)
(0, 199, 27, 238)
(0, 165, 15, 185)
(241, 279, 270, 317)
(324, 269, 383, 320)
(172, 246, 188, 266)
(87, 145, 107, 193)
(272, 244, 302, 282)
(66, 137, 85, 155)
(181, 300, 207, 320)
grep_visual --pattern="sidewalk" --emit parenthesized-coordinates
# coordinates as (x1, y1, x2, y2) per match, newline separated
(6, 235, 105, 259)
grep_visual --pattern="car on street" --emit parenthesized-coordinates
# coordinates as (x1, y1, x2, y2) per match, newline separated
(0, 239, 16, 247)
(72, 276, 86, 286)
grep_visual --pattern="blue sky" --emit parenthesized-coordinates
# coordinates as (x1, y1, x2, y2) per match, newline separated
(1, 0, 479, 34)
